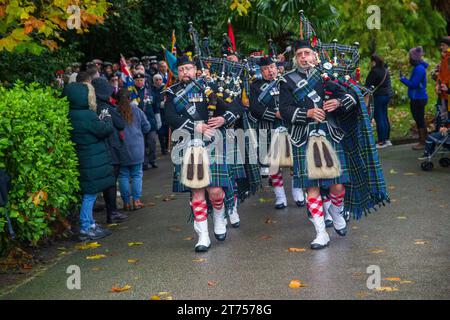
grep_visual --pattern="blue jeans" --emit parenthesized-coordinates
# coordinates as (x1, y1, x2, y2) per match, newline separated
(373, 95, 391, 143)
(424, 131, 449, 155)
(119, 164, 143, 204)
(80, 194, 97, 232)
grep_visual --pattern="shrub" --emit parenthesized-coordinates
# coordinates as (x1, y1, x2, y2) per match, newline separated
(0, 82, 80, 255)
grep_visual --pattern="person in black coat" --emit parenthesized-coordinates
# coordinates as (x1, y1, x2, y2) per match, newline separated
(365, 54, 393, 148)
(64, 82, 114, 240)
(132, 73, 161, 169)
(279, 40, 358, 250)
(91, 78, 129, 224)
(152, 73, 169, 155)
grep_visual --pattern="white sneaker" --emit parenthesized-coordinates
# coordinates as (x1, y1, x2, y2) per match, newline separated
(273, 186, 287, 209)
(213, 206, 227, 241)
(328, 203, 347, 236)
(193, 220, 211, 252)
(309, 215, 330, 250)
(323, 200, 334, 228)
(291, 180, 306, 207)
(260, 167, 269, 177)
(228, 199, 240, 228)
(385, 140, 393, 146)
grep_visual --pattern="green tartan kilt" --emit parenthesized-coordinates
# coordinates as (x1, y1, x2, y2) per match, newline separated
(228, 144, 247, 180)
(171, 134, 236, 216)
(234, 112, 262, 200)
(292, 125, 349, 189)
(262, 119, 287, 167)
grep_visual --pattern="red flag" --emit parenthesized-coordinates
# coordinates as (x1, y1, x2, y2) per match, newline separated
(227, 18, 236, 53)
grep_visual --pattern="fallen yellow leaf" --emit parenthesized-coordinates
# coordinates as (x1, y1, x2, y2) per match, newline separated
(400, 280, 414, 284)
(403, 172, 417, 176)
(207, 280, 218, 286)
(86, 254, 107, 260)
(128, 242, 144, 247)
(193, 258, 207, 263)
(375, 286, 398, 292)
(388, 185, 396, 190)
(183, 236, 194, 241)
(75, 242, 101, 250)
(396, 216, 407, 220)
(370, 249, 385, 254)
(389, 169, 398, 174)
(150, 292, 173, 300)
(265, 218, 277, 224)
(288, 248, 306, 252)
(414, 241, 426, 245)
(384, 277, 401, 282)
(356, 291, 371, 298)
(352, 226, 359, 230)
(110, 284, 132, 293)
(107, 223, 119, 227)
(260, 235, 273, 240)
(289, 279, 306, 289)
(128, 259, 139, 264)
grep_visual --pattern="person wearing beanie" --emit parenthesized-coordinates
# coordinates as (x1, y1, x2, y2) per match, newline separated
(279, 39, 359, 250)
(91, 77, 129, 224)
(400, 46, 429, 150)
(249, 56, 306, 210)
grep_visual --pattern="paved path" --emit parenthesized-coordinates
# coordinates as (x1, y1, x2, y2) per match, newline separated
(2, 144, 449, 300)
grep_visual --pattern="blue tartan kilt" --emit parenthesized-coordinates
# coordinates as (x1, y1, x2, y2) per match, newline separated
(171, 131, 236, 215)
(172, 148, 235, 192)
(230, 164, 247, 180)
(292, 124, 349, 189)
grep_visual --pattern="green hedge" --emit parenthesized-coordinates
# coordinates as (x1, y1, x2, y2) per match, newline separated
(0, 83, 80, 255)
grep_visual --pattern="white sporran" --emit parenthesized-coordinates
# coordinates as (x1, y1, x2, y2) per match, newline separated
(306, 128, 341, 179)
(268, 126, 293, 175)
(181, 139, 211, 189)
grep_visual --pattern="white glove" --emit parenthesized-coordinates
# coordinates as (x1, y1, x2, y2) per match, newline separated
(98, 108, 111, 120)
(130, 100, 139, 108)
(155, 113, 162, 130)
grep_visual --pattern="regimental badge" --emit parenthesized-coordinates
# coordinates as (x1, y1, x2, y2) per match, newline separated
(188, 92, 203, 103)
(269, 87, 279, 96)
(187, 105, 197, 115)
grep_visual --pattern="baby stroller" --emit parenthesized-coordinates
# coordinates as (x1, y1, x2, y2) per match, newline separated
(420, 133, 450, 171)
(420, 113, 450, 171)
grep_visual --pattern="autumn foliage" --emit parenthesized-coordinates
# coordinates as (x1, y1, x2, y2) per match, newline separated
(0, 0, 110, 54)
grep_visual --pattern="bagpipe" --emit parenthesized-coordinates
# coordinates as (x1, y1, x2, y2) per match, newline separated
(263, 39, 294, 172)
(296, 10, 354, 179)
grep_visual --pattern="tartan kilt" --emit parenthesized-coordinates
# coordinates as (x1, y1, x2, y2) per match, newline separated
(228, 142, 247, 180)
(236, 112, 262, 200)
(171, 130, 236, 218)
(292, 124, 349, 189)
